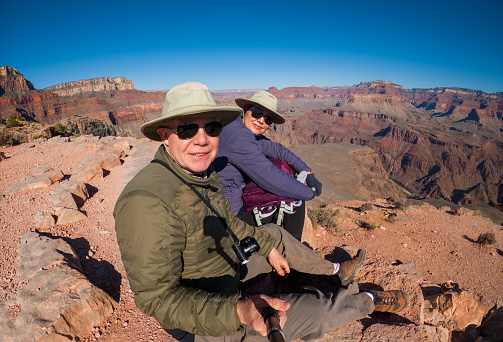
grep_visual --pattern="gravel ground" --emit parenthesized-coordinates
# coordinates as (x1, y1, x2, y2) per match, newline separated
(1, 136, 502, 341)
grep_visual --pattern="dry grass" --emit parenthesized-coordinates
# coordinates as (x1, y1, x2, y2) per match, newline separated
(361, 213, 385, 230)
(308, 207, 340, 233)
(358, 202, 374, 212)
(394, 199, 411, 210)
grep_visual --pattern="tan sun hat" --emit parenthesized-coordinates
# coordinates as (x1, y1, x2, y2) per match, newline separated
(141, 82, 243, 141)
(235, 90, 285, 124)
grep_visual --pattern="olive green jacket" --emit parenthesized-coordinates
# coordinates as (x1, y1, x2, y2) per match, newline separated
(114, 145, 275, 336)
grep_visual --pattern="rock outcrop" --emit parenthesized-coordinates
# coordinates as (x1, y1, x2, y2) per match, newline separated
(0, 231, 117, 342)
(0, 66, 34, 96)
(0, 66, 164, 128)
(42, 77, 135, 97)
(264, 82, 503, 208)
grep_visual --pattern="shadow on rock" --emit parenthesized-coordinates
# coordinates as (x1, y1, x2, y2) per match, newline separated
(37, 231, 121, 302)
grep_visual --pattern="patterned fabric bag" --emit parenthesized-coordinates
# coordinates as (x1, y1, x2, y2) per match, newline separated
(241, 158, 304, 226)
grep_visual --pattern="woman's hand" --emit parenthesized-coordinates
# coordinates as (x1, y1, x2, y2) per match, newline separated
(306, 173, 322, 196)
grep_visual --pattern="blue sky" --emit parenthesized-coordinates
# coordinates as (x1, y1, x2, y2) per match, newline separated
(3, 0, 503, 93)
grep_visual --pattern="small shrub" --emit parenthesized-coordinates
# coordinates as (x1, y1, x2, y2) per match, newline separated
(308, 207, 339, 232)
(386, 212, 398, 223)
(6, 115, 21, 128)
(358, 202, 374, 212)
(394, 199, 411, 210)
(361, 221, 377, 230)
(0, 118, 6, 125)
(453, 208, 463, 216)
(476, 232, 496, 245)
(319, 201, 327, 208)
(361, 214, 385, 230)
(53, 123, 68, 136)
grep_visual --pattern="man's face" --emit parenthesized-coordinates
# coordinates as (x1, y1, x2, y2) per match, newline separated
(243, 107, 272, 135)
(157, 118, 220, 173)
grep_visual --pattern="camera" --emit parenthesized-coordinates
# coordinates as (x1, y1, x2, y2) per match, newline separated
(232, 237, 260, 264)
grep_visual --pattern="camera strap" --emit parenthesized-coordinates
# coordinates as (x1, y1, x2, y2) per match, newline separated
(150, 159, 241, 244)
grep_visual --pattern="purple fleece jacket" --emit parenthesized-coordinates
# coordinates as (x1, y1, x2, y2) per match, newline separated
(212, 117, 314, 214)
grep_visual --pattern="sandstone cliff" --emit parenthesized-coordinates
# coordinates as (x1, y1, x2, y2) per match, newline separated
(0, 67, 165, 128)
(42, 77, 135, 97)
(2, 68, 502, 210)
(265, 82, 503, 209)
(0, 66, 34, 96)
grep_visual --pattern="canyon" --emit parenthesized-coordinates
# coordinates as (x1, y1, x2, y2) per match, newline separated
(1, 66, 502, 218)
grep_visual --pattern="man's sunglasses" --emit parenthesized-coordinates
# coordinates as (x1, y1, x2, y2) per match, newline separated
(251, 109, 274, 125)
(162, 121, 223, 139)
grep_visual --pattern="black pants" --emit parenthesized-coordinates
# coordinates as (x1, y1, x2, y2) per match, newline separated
(237, 202, 305, 242)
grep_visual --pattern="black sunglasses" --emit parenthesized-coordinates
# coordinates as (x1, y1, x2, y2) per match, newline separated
(163, 121, 223, 139)
(251, 109, 274, 125)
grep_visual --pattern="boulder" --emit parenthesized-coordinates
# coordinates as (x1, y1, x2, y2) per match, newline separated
(302, 211, 316, 249)
(70, 148, 124, 182)
(423, 282, 485, 331)
(48, 180, 89, 209)
(53, 207, 87, 225)
(1, 169, 64, 195)
(477, 300, 503, 342)
(33, 211, 56, 229)
(0, 231, 117, 342)
(355, 260, 425, 325)
(359, 323, 449, 342)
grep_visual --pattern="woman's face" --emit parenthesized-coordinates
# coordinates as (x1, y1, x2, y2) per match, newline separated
(243, 107, 274, 135)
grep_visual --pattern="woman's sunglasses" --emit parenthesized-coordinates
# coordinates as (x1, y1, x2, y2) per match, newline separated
(251, 109, 274, 125)
(162, 121, 223, 139)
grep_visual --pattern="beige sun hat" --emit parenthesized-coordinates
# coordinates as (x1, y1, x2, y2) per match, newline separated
(141, 82, 243, 141)
(235, 90, 285, 124)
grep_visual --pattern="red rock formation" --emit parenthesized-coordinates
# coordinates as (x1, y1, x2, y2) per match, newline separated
(264, 83, 503, 206)
(42, 77, 134, 97)
(0, 66, 34, 96)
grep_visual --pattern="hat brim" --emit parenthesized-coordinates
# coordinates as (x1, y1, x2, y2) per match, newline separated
(235, 98, 285, 124)
(141, 106, 242, 141)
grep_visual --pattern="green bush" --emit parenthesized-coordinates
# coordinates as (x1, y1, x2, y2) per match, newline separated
(6, 115, 22, 128)
(53, 123, 68, 136)
(0, 118, 6, 125)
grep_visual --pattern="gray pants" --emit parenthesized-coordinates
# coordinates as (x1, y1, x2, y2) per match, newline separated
(167, 224, 374, 342)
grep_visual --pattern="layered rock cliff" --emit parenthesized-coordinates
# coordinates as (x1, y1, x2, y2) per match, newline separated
(266, 83, 503, 207)
(42, 77, 135, 97)
(0, 67, 164, 128)
(0, 66, 34, 96)
(2, 68, 502, 208)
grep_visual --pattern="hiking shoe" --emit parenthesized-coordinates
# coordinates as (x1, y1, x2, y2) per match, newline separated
(368, 290, 410, 313)
(337, 249, 366, 286)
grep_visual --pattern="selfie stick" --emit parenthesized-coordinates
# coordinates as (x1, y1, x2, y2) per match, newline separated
(262, 307, 286, 342)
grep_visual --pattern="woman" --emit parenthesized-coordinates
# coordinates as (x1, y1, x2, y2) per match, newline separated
(212, 90, 322, 241)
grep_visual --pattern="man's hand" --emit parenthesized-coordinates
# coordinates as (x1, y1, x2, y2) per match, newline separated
(236, 295, 290, 336)
(267, 247, 290, 278)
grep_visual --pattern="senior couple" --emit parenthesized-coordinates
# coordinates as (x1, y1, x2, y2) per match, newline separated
(114, 82, 409, 342)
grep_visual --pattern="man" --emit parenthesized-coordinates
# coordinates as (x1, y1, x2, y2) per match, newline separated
(114, 82, 409, 342)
